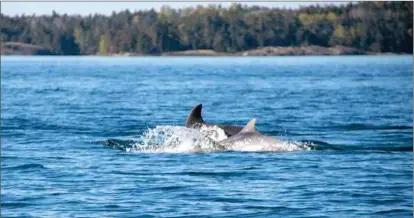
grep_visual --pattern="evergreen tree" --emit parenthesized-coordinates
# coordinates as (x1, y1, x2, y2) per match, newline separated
(0, 2, 412, 55)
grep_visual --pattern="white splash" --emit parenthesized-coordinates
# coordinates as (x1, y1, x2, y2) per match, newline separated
(128, 125, 225, 153)
(198, 125, 228, 141)
(126, 125, 310, 153)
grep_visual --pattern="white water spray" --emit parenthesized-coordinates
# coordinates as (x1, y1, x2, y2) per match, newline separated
(123, 125, 310, 153)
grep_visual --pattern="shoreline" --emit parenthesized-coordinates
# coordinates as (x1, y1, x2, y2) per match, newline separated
(1, 53, 409, 57)
(2, 52, 410, 57)
(1, 42, 411, 57)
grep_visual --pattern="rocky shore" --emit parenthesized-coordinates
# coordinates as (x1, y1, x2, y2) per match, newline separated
(1, 42, 406, 56)
(161, 45, 367, 56)
(236, 45, 367, 56)
(1, 42, 54, 55)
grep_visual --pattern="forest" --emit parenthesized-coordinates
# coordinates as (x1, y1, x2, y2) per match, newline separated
(0, 2, 412, 55)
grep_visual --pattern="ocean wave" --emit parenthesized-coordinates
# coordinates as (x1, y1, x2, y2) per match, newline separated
(330, 123, 412, 131)
(3, 164, 46, 171)
(300, 140, 413, 152)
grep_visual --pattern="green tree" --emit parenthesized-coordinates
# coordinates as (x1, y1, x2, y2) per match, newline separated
(99, 34, 109, 55)
(0, 2, 412, 55)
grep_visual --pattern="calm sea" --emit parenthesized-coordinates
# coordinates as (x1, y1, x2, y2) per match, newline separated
(1, 56, 412, 217)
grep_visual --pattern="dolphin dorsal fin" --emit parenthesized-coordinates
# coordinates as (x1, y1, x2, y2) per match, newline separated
(185, 104, 204, 127)
(240, 118, 256, 133)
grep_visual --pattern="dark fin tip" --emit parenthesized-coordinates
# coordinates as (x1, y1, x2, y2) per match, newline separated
(185, 104, 204, 127)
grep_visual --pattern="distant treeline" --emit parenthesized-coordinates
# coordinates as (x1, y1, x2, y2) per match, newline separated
(1, 2, 412, 55)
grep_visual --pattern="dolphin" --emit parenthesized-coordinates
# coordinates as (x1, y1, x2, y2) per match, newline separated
(185, 104, 243, 137)
(218, 118, 284, 151)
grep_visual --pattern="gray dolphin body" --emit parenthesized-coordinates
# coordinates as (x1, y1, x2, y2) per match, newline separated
(219, 118, 283, 151)
(185, 104, 243, 137)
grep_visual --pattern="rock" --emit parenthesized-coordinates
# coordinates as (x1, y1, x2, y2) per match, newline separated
(1, 42, 54, 55)
(238, 45, 367, 56)
(162, 49, 226, 56)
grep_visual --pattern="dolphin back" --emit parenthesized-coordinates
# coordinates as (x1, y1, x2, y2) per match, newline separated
(185, 104, 243, 137)
(218, 125, 244, 137)
(218, 118, 257, 146)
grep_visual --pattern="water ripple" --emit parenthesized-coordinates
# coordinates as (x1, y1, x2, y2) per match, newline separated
(1, 56, 412, 217)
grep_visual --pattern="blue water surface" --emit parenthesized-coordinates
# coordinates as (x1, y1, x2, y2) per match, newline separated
(1, 56, 412, 217)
